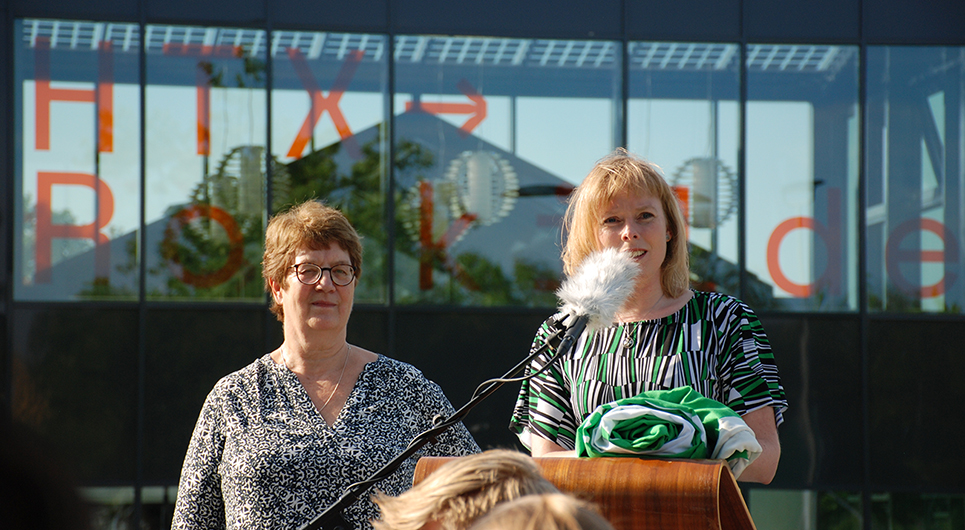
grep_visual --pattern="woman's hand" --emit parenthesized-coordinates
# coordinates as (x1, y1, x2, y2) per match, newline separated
(737, 406, 781, 484)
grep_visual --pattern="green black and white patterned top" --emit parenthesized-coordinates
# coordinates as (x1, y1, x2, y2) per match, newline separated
(510, 290, 787, 451)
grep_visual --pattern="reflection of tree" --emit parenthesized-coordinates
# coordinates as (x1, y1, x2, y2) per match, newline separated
(870, 493, 965, 530)
(689, 244, 777, 310)
(284, 132, 561, 306)
(817, 491, 862, 530)
(156, 146, 280, 299)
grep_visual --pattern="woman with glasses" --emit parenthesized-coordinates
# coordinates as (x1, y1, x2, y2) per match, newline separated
(173, 200, 480, 530)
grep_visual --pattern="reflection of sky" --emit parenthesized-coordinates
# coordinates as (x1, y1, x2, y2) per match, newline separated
(746, 101, 814, 294)
(21, 81, 141, 236)
(629, 99, 741, 269)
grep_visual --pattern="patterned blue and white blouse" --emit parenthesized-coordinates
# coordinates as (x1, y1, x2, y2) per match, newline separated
(173, 354, 480, 530)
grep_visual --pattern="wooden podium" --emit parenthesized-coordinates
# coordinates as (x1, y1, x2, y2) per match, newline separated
(413, 457, 755, 530)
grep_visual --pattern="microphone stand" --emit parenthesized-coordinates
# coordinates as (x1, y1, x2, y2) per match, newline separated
(299, 315, 588, 530)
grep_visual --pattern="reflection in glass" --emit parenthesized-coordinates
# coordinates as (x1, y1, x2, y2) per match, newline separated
(145, 25, 268, 301)
(270, 31, 388, 303)
(627, 42, 741, 298)
(392, 36, 621, 305)
(750, 490, 862, 530)
(866, 46, 965, 313)
(12, 307, 139, 482)
(745, 45, 860, 311)
(14, 19, 142, 301)
(872, 493, 964, 530)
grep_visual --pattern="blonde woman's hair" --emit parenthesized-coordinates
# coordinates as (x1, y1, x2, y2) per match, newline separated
(372, 450, 559, 530)
(262, 200, 363, 321)
(562, 148, 690, 298)
(467, 493, 615, 530)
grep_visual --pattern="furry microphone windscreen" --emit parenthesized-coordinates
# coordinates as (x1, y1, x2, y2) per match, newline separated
(556, 247, 639, 331)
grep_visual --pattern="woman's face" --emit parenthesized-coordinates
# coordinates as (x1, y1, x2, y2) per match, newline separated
(270, 243, 355, 334)
(596, 191, 670, 286)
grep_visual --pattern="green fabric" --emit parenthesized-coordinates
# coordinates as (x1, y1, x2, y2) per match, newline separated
(575, 386, 741, 459)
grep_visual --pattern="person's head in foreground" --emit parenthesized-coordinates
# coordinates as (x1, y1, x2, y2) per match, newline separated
(467, 493, 615, 530)
(373, 449, 559, 530)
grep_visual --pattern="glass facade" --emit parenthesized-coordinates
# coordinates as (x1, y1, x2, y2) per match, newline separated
(4, 7, 965, 530)
(747, 45, 860, 311)
(271, 30, 389, 303)
(627, 42, 741, 296)
(144, 25, 269, 301)
(866, 46, 965, 313)
(392, 36, 620, 305)
(14, 20, 142, 301)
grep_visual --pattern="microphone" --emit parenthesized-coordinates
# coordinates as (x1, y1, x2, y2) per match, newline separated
(548, 248, 638, 370)
(556, 247, 639, 335)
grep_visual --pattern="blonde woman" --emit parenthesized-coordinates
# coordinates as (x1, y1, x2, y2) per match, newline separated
(509, 149, 787, 483)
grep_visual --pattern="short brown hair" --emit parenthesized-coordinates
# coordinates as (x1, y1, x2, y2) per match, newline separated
(262, 200, 362, 321)
(372, 450, 558, 530)
(562, 148, 690, 298)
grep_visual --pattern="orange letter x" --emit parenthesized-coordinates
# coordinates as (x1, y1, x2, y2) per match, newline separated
(287, 48, 363, 159)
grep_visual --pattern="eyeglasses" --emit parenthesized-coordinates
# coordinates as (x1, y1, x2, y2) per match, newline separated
(289, 263, 356, 286)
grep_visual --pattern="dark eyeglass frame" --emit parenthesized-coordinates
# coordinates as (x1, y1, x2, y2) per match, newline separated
(289, 263, 357, 286)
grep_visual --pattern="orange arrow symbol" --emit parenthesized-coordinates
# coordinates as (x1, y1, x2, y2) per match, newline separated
(405, 79, 487, 136)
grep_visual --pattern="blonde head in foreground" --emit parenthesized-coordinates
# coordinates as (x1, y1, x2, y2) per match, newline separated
(467, 493, 615, 530)
(373, 450, 558, 530)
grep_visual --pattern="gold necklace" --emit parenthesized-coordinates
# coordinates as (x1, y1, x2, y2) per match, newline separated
(282, 343, 351, 411)
(320, 344, 350, 411)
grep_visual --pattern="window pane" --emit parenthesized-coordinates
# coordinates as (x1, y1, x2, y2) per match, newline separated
(14, 19, 142, 301)
(866, 47, 965, 313)
(746, 45, 860, 311)
(143, 307, 266, 481)
(144, 25, 267, 301)
(393, 36, 621, 306)
(270, 31, 388, 304)
(12, 307, 139, 482)
(871, 493, 965, 530)
(750, 490, 863, 530)
(627, 42, 741, 297)
(868, 319, 965, 488)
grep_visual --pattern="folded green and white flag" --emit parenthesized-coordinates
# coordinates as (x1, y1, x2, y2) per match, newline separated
(575, 386, 762, 478)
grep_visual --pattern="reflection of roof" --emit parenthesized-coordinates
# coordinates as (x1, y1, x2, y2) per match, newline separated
(288, 112, 572, 277)
(22, 19, 855, 75)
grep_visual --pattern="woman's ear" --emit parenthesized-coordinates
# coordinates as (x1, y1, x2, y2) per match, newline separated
(268, 277, 284, 304)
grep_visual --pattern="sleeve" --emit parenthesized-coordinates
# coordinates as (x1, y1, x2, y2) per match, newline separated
(508, 315, 581, 451)
(172, 387, 228, 530)
(716, 298, 788, 426)
(414, 375, 481, 457)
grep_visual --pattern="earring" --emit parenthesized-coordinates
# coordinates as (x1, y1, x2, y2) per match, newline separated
(666, 234, 671, 241)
